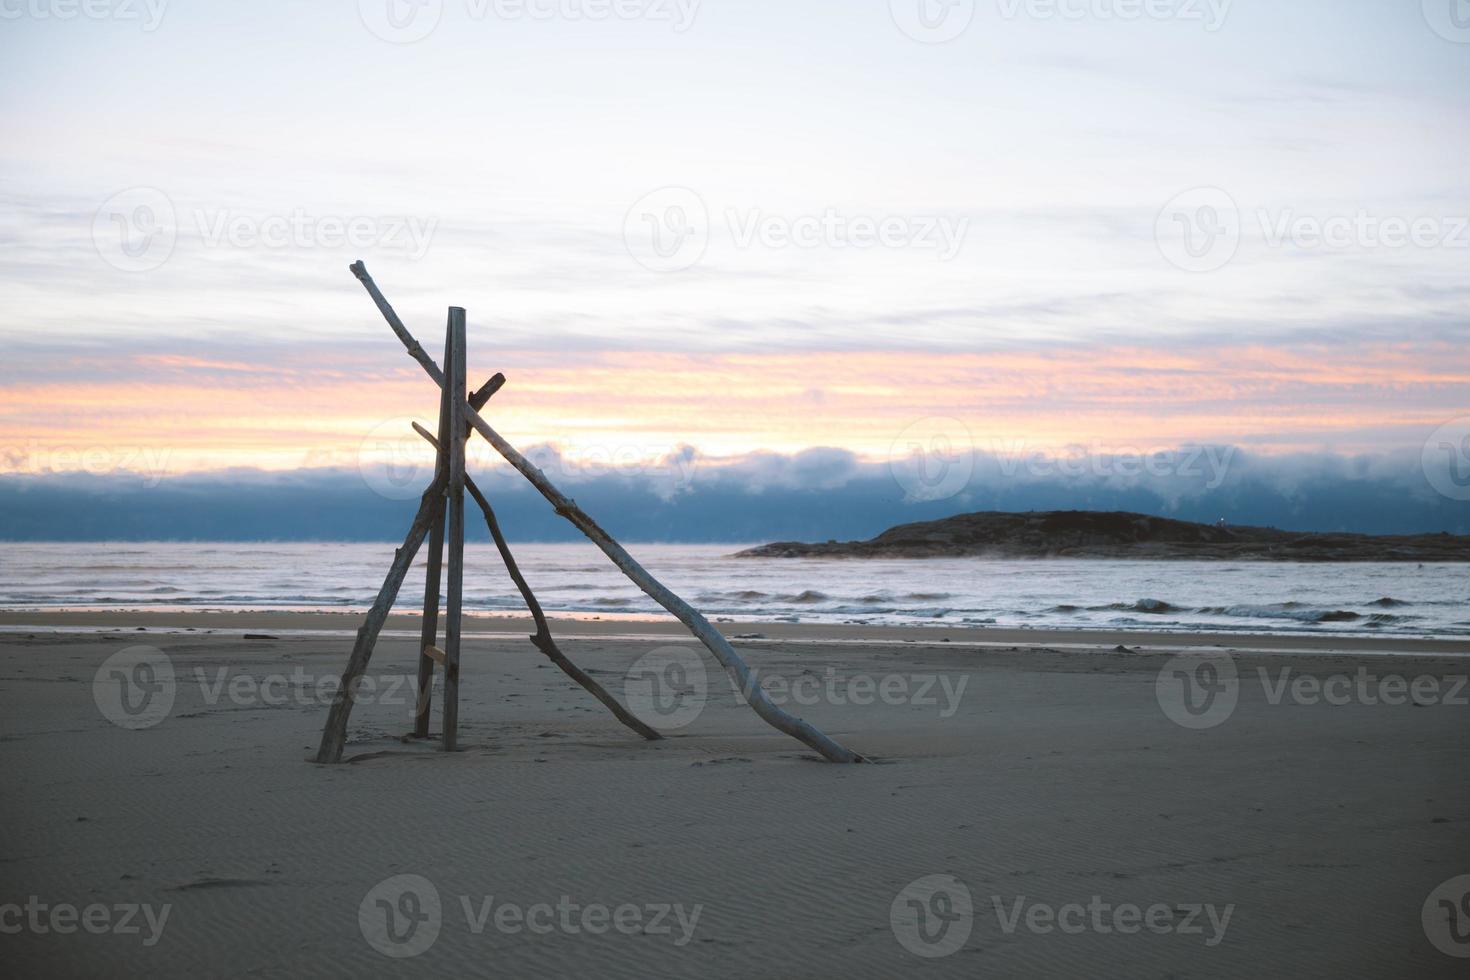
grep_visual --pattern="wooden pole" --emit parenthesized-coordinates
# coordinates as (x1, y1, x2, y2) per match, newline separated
(414, 422, 662, 741)
(315, 474, 445, 763)
(413, 327, 456, 737)
(441, 308, 468, 752)
(351, 261, 865, 763)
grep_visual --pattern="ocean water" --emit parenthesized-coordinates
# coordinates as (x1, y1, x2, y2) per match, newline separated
(1, 541, 1467, 638)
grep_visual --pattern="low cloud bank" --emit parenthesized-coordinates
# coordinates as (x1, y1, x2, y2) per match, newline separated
(1, 445, 1465, 541)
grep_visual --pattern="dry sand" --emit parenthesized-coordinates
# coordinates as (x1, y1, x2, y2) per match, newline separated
(2, 612, 1467, 978)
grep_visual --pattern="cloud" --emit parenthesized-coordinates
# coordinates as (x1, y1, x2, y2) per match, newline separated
(2, 444, 1464, 542)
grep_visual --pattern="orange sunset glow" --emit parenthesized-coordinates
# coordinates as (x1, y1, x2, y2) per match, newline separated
(4, 340, 1465, 479)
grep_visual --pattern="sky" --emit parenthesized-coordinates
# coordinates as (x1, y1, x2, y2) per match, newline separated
(2, 1, 1469, 538)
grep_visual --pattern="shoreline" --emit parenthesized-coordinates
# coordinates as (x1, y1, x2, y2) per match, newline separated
(3, 609, 1466, 656)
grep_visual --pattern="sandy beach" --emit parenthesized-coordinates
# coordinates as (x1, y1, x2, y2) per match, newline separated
(9, 1, 1470, 977)
(2, 612, 1466, 977)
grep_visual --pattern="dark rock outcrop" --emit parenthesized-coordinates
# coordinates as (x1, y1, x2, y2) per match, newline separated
(735, 511, 1470, 561)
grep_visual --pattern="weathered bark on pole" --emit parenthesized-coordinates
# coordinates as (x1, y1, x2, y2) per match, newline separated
(315, 476, 444, 763)
(413, 326, 456, 737)
(441, 309, 467, 752)
(414, 422, 663, 742)
(351, 261, 865, 764)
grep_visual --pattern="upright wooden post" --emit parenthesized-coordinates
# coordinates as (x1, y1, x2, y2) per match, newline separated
(441, 308, 467, 752)
(412, 327, 455, 738)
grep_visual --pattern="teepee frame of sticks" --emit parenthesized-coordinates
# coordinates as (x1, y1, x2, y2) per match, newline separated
(314, 262, 865, 765)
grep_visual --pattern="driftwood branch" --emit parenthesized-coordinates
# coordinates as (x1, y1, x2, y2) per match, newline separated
(472, 374, 505, 414)
(316, 472, 445, 763)
(441, 309, 468, 752)
(353, 261, 865, 763)
(414, 422, 662, 741)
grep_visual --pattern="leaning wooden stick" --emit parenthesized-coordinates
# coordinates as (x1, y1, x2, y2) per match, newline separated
(316, 471, 445, 763)
(414, 422, 662, 741)
(351, 261, 865, 763)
